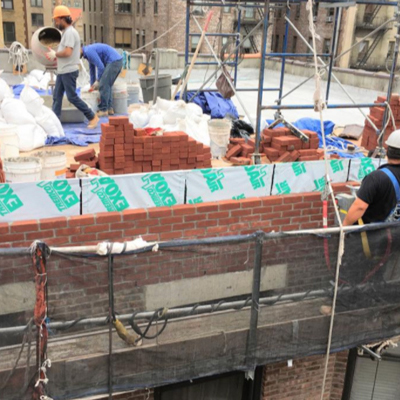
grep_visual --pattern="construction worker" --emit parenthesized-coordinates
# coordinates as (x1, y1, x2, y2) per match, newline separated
(45, 5, 99, 129)
(81, 44, 123, 117)
(343, 130, 400, 225)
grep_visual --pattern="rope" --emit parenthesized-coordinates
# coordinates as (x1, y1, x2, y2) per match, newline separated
(6, 42, 29, 78)
(377, 101, 397, 147)
(305, 2, 345, 398)
(130, 16, 186, 54)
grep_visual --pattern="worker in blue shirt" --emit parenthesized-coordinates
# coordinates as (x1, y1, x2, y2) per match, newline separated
(81, 43, 123, 116)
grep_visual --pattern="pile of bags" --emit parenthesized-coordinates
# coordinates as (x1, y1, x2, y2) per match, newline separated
(0, 73, 64, 152)
(25, 69, 52, 91)
(129, 98, 211, 146)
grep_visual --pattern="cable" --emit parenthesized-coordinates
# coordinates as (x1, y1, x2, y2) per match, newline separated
(130, 16, 186, 54)
(129, 307, 169, 341)
(6, 42, 29, 78)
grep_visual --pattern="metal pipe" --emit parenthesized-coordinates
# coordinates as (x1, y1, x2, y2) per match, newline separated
(325, 6, 341, 103)
(255, 0, 270, 164)
(262, 102, 387, 110)
(192, 87, 280, 92)
(184, 0, 191, 101)
(277, 5, 290, 106)
(245, 231, 264, 369)
(234, 7, 242, 86)
(188, 1, 398, 6)
(153, 49, 160, 104)
(266, 52, 331, 57)
(379, 3, 400, 150)
(189, 61, 237, 65)
(189, 33, 240, 37)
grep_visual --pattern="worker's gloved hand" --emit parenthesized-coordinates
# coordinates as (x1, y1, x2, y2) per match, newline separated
(88, 81, 99, 92)
(45, 47, 57, 62)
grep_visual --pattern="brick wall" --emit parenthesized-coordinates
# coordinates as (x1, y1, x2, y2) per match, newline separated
(262, 351, 349, 400)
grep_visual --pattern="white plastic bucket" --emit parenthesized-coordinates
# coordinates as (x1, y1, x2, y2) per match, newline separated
(31, 150, 67, 180)
(113, 79, 128, 95)
(208, 119, 231, 158)
(113, 92, 128, 114)
(0, 124, 20, 159)
(4, 157, 42, 183)
(81, 91, 100, 113)
(127, 84, 140, 105)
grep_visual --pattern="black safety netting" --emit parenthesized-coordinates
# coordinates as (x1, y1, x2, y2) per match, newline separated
(1, 224, 400, 400)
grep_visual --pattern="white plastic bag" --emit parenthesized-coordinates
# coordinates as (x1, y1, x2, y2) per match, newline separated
(29, 69, 46, 82)
(35, 106, 64, 138)
(129, 106, 150, 128)
(15, 124, 47, 151)
(1, 98, 36, 125)
(0, 72, 13, 103)
(147, 113, 164, 129)
(186, 102, 203, 117)
(20, 83, 45, 117)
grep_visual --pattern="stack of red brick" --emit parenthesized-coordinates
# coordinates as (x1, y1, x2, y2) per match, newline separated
(98, 116, 212, 175)
(67, 148, 99, 178)
(225, 127, 325, 164)
(361, 94, 400, 151)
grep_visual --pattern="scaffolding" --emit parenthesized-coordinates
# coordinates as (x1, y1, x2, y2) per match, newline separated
(183, 0, 400, 159)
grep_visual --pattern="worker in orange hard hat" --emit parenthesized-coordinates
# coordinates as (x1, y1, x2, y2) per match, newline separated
(46, 5, 99, 129)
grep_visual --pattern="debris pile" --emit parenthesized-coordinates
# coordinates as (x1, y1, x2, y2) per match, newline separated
(225, 128, 326, 164)
(98, 117, 212, 175)
(67, 148, 99, 178)
(361, 94, 400, 151)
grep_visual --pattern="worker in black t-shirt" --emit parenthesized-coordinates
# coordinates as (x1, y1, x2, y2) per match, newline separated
(343, 130, 400, 225)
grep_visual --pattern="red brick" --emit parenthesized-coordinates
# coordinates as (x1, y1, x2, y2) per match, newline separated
(40, 218, 68, 230)
(147, 207, 173, 218)
(226, 144, 242, 159)
(172, 205, 197, 216)
(96, 212, 122, 224)
(10, 220, 39, 233)
(109, 116, 129, 125)
(68, 215, 95, 227)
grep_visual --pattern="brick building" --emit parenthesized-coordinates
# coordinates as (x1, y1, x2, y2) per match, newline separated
(82, 0, 266, 54)
(1, 0, 28, 47)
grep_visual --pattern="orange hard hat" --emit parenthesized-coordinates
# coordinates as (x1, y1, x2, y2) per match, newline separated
(53, 5, 71, 19)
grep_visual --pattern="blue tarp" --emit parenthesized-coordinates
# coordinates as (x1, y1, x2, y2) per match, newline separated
(177, 91, 239, 119)
(12, 84, 81, 98)
(266, 117, 364, 159)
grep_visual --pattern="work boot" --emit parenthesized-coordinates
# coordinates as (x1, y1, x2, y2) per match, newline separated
(108, 108, 115, 115)
(97, 110, 108, 117)
(87, 114, 99, 129)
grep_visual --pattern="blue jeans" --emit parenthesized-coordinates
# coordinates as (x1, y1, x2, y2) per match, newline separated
(53, 70, 95, 121)
(98, 59, 123, 111)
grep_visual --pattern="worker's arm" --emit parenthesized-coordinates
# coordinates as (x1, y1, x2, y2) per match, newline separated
(85, 48, 105, 83)
(56, 46, 73, 58)
(89, 62, 97, 86)
(343, 197, 369, 226)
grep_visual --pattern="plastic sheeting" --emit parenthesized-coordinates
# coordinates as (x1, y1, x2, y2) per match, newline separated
(186, 165, 273, 204)
(179, 91, 239, 119)
(81, 171, 186, 214)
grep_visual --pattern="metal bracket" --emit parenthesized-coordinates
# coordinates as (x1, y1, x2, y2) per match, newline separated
(267, 112, 309, 142)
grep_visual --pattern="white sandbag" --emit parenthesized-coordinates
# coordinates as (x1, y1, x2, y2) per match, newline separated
(15, 124, 47, 151)
(35, 106, 64, 138)
(179, 115, 211, 146)
(129, 106, 150, 128)
(163, 100, 187, 125)
(156, 97, 173, 112)
(147, 113, 164, 129)
(29, 69, 46, 82)
(20, 84, 45, 117)
(0, 74, 13, 103)
(186, 102, 203, 117)
(1, 98, 36, 125)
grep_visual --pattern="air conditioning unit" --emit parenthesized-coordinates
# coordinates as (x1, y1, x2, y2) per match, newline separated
(313, 16, 318, 22)
(326, 16, 334, 22)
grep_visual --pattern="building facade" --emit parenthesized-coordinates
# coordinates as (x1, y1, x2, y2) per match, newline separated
(0, 5, 4, 48)
(1, 0, 29, 47)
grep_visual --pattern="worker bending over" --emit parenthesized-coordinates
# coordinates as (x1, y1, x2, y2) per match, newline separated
(344, 130, 400, 225)
(81, 43, 123, 117)
(46, 6, 98, 129)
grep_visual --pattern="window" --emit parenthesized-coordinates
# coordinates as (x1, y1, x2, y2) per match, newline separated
(154, 31, 157, 47)
(89, 0, 91, 11)
(136, 0, 139, 13)
(136, 30, 140, 48)
(245, 7, 254, 19)
(101, 26, 103, 42)
(101, 0, 103, 12)
(2, 0, 13, 9)
(295, 4, 300, 19)
(3, 22, 15, 42)
(94, 25, 97, 42)
(31, 13, 44, 27)
(154, 0, 158, 14)
(273, 34, 279, 53)
(31, 0, 43, 7)
(223, 6, 230, 13)
(276, 8, 282, 19)
(292, 36, 297, 54)
(142, 29, 145, 46)
(74, 0, 81, 6)
(83, 23, 86, 42)
(142, 0, 145, 16)
(357, 40, 369, 62)
(83, 0, 85, 11)
(307, 36, 313, 53)
(89, 25, 92, 42)
(323, 38, 331, 57)
(312, 3, 319, 17)
(191, 36, 199, 52)
(93, 0, 96, 12)
(115, 0, 132, 13)
(192, 5, 204, 15)
(115, 28, 131, 48)
(328, 7, 334, 16)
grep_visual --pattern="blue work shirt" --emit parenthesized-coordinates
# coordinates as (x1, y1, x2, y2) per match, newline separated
(82, 44, 123, 85)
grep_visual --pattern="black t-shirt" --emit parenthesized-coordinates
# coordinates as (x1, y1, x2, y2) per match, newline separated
(357, 164, 400, 223)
